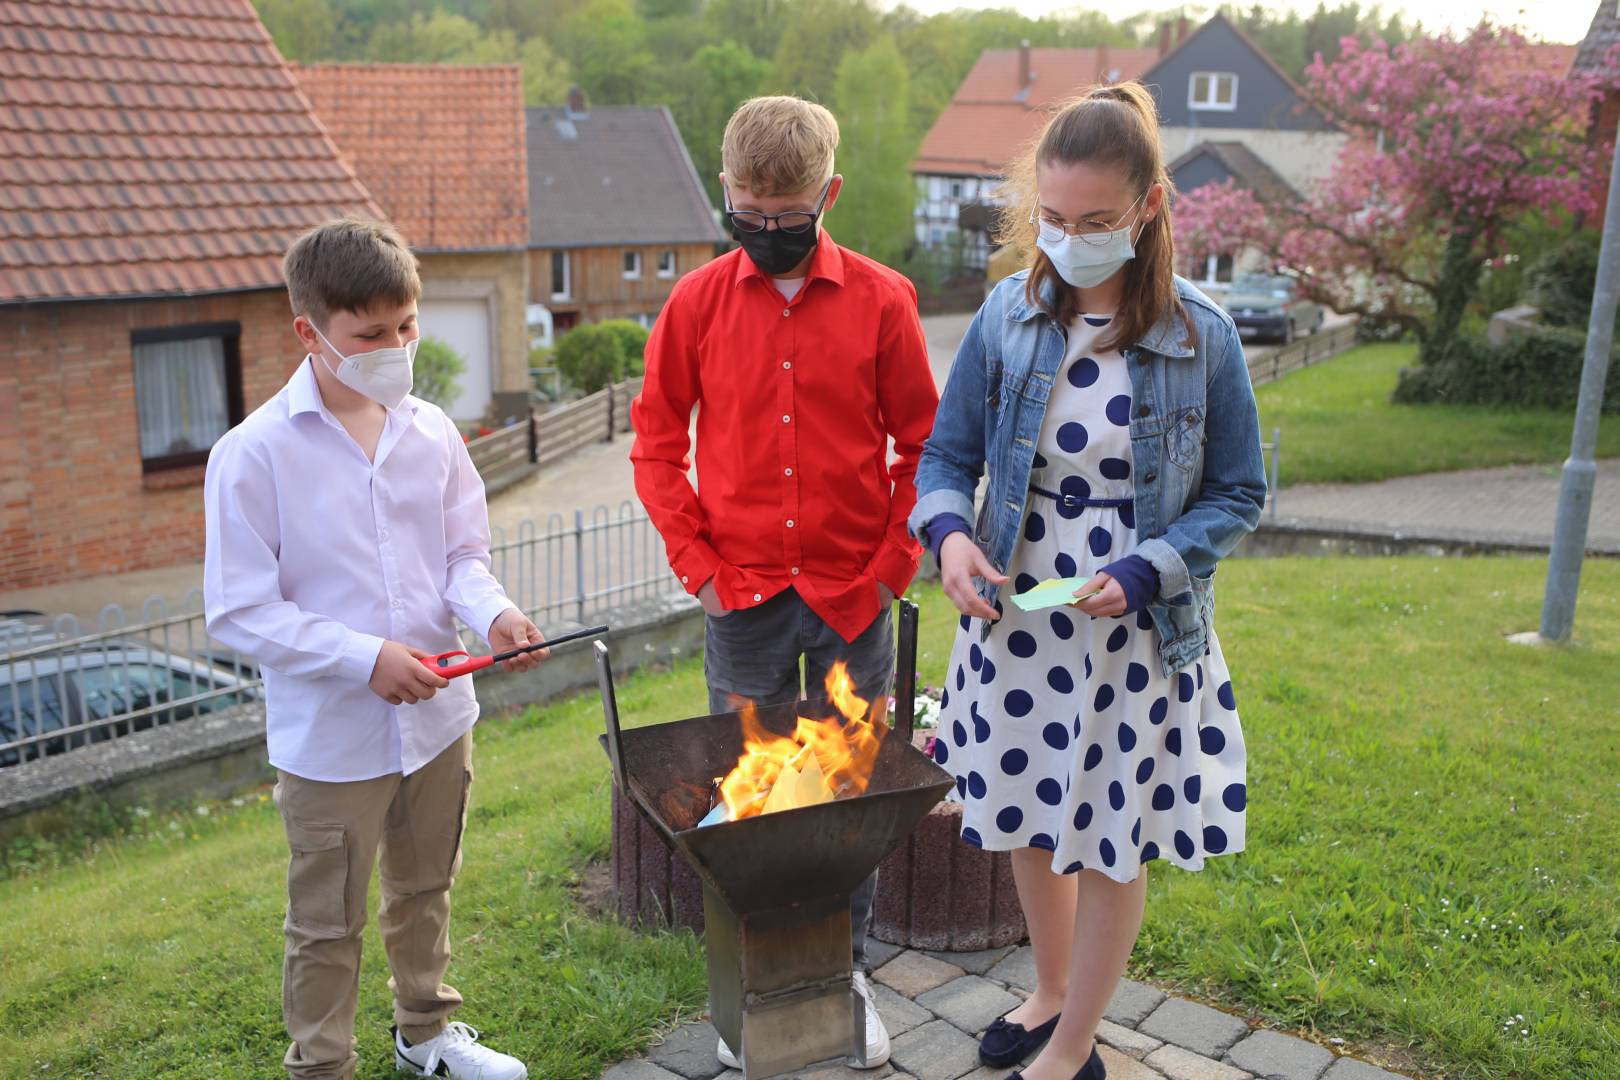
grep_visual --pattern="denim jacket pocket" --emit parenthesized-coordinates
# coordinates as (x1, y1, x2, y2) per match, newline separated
(1166, 406, 1205, 470)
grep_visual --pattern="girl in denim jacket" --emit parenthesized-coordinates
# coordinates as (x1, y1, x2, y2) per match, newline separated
(908, 83, 1267, 1080)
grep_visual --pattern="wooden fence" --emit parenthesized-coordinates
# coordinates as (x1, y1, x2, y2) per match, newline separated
(1246, 320, 1359, 388)
(466, 376, 644, 492)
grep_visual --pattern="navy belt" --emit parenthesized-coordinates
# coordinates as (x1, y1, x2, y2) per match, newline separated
(1028, 483, 1132, 509)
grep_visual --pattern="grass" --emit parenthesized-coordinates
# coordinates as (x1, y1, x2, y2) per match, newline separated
(3, 559, 1619, 1079)
(1253, 343, 1620, 485)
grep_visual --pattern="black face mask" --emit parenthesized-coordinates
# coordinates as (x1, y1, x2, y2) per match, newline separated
(730, 217, 820, 276)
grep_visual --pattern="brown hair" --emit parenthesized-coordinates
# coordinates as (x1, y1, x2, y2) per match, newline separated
(281, 217, 421, 327)
(994, 81, 1190, 353)
(722, 95, 839, 197)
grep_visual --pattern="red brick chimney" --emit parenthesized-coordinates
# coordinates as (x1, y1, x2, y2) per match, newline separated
(1018, 39, 1031, 90)
(1158, 20, 1172, 57)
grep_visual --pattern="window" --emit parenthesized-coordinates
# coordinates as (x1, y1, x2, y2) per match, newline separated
(0, 674, 65, 764)
(550, 250, 571, 299)
(657, 250, 677, 279)
(929, 227, 946, 246)
(1189, 71, 1237, 111)
(1198, 253, 1235, 284)
(131, 323, 243, 472)
(950, 180, 963, 200)
(623, 250, 642, 280)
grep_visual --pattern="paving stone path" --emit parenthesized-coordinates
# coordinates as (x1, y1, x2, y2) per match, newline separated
(602, 942, 1411, 1080)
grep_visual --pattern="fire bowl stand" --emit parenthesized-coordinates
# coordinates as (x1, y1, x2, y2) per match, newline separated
(596, 600, 951, 1079)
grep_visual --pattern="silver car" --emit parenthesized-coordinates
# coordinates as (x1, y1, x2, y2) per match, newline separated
(1222, 274, 1323, 344)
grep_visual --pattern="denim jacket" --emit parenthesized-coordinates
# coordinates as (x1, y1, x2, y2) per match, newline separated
(908, 271, 1266, 675)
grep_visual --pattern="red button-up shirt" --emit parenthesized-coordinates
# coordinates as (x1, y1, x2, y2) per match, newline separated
(630, 236, 939, 643)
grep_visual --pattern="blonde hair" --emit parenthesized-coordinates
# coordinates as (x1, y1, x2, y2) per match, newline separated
(282, 217, 421, 326)
(722, 95, 839, 197)
(995, 81, 1190, 353)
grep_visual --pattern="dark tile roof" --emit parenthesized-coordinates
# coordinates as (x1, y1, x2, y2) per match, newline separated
(526, 105, 726, 248)
(1574, 1, 1620, 76)
(0, 0, 382, 304)
(294, 63, 528, 252)
(1168, 141, 1299, 204)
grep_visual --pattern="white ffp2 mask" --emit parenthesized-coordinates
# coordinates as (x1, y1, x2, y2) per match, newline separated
(313, 325, 418, 410)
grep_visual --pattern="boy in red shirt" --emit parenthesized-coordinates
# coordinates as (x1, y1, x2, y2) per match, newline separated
(630, 95, 939, 1069)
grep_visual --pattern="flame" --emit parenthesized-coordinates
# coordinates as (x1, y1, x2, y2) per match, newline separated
(714, 661, 889, 823)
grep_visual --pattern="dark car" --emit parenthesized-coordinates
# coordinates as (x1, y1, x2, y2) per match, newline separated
(1222, 274, 1323, 344)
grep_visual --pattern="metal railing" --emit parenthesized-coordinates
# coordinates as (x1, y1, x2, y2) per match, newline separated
(0, 504, 680, 768)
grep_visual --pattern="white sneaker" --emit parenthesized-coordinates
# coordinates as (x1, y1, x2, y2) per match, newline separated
(395, 1022, 528, 1080)
(851, 971, 891, 1069)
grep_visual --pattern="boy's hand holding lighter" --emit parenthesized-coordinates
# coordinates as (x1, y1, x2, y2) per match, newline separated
(370, 641, 450, 705)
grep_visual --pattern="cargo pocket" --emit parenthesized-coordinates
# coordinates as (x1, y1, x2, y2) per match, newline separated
(285, 820, 349, 938)
(448, 767, 472, 881)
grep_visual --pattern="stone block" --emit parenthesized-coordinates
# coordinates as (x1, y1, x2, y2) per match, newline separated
(874, 951, 966, 998)
(1099, 1018, 1165, 1060)
(1146, 1043, 1253, 1080)
(916, 976, 1024, 1035)
(648, 1020, 724, 1079)
(888, 1019, 984, 1080)
(1225, 1031, 1334, 1080)
(1105, 979, 1168, 1028)
(1139, 999, 1250, 1060)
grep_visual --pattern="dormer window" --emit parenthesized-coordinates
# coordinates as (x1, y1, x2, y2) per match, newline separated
(1189, 72, 1237, 111)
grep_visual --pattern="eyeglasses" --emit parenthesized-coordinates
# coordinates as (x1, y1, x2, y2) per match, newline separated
(1030, 189, 1149, 246)
(725, 180, 832, 235)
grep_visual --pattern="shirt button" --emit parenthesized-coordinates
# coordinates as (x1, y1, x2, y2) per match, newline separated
(791, 567, 800, 576)
(753, 593, 763, 603)
(784, 467, 793, 476)
(783, 361, 792, 370)
(1145, 472, 1158, 483)
(680, 575, 689, 584)
(782, 308, 790, 317)
(782, 414, 791, 424)
(786, 519, 795, 528)
(1137, 405, 1150, 417)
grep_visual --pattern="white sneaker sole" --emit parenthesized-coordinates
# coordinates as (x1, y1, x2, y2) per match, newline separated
(394, 1049, 528, 1079)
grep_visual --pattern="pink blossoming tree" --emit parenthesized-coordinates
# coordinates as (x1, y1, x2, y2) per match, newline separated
(1279, 23, 1610, 360)
(1172, 179, 1271, 283)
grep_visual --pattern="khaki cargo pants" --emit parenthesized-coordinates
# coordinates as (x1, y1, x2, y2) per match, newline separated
(272, 731, 473, 1080)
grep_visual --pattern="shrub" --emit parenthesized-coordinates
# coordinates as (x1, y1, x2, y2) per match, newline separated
(598, 319, 650, 378)
(1526, 230, 1605, 330)
(554, 323, 623, 395)
(1393, 327, 1620, 412)
(413, 336, 464, 409)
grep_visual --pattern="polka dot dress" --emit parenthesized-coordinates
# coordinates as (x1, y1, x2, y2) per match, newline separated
(931, 314, 1247, 883)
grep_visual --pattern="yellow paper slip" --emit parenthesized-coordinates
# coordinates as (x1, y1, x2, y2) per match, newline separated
(1008, 576, 1101, 612)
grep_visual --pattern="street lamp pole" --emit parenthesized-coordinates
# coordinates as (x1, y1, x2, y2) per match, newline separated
(1539, 129, 1620, 641)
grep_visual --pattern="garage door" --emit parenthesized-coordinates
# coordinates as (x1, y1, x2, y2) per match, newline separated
(417, 298, 493, 423)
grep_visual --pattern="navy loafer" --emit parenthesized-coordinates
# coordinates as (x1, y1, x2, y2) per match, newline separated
(1006, 1044, 1105, 1080)
(979, 1010, 1061, 1067)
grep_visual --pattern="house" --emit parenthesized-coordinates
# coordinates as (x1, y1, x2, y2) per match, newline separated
(525, 92, 727, 333)
(294, 62, 531, 425)
(1573, 1, 1620, 226)
(910, 42, 1162, 270)
(1141, 13, 1345, 202)
(0, 0, 381, 592)
(1165, 140, 1297, 286)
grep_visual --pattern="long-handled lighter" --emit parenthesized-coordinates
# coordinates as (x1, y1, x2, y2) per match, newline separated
(420, 624, 610, 679)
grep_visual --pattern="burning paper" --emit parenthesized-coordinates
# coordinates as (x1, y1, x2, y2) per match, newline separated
(698, 661, 887, 827)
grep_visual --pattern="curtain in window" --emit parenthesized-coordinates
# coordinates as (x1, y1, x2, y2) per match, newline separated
(134, 336, 228, 459)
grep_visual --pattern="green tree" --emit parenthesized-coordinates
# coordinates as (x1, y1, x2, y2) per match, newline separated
(556, 0, 657, 104)
(413, 336, 465, 410)
(519, 34, 574, 105)
(831, 35, 915, 268)
(598, 319, 651, 377)
(768, 0, 879, 104)
(670, 39, 770, 205)
(366, 11, 518, 65)
(555, 324, 624, 394)
(254, 0, 339, 61)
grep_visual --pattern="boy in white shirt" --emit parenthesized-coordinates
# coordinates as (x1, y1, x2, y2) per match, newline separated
(204, 217, 536, 1080)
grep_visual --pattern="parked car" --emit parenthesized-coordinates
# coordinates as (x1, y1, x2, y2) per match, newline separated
(0, 634, 261, 767)
(1221, 274, 1323, 343)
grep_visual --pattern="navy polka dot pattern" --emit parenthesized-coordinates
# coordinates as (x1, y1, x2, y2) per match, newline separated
(932, 313, 1246, 884)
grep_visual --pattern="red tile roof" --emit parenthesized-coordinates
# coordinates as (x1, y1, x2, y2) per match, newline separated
(293, 64, 529, 252)
(912, 46, 1162, 178)
(0, 0, 383, 304)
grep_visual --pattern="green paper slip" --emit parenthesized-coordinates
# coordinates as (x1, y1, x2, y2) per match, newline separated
(1008, 576, 1101, 612)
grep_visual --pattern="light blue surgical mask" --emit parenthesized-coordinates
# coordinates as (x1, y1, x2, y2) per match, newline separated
(1033, 191, 1148, 289)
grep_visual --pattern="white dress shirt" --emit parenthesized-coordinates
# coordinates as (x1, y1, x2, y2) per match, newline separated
(204, 358, 516, 781)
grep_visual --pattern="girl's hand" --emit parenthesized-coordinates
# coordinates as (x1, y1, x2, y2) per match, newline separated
(940, 532, 1008, 621)
(1072, 571, 1126, 619)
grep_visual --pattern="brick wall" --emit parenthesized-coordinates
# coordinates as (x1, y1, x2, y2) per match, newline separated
(0, 289, 300, 591)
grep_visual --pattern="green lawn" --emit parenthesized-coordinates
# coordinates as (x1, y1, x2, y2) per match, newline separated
(4, 560, 1619, 1079)
(1254, 343, 1620, 485)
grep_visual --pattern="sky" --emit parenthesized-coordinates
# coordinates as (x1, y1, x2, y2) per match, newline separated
(894, 1, 1595, 45)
